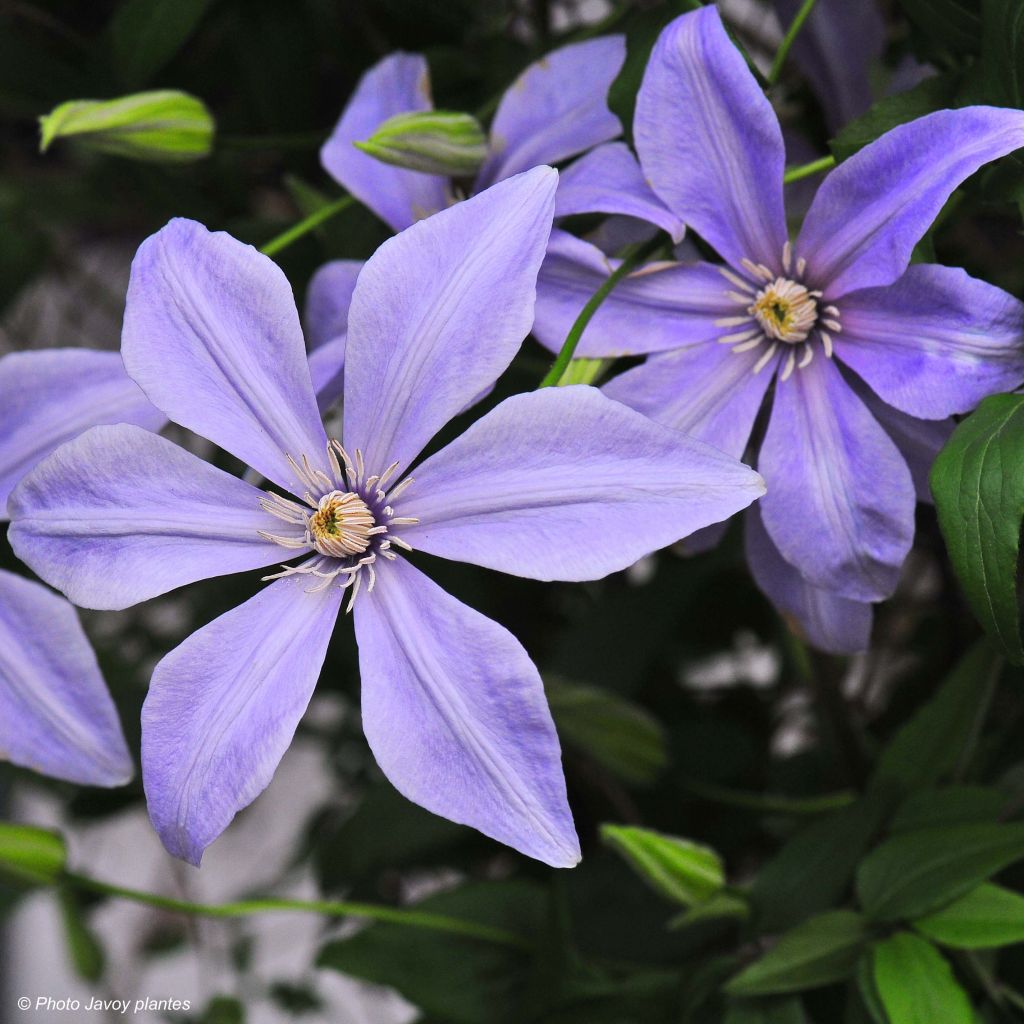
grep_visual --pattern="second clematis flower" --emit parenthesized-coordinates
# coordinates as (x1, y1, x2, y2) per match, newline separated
(533, 7, 1024, 654)
(9, 169, 764, 867)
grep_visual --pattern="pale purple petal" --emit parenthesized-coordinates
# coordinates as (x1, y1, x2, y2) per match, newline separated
(304, 259, 362, 350)
(554, 143, 685, 241)
(602, 341, 776, 458)
(122, 219, 330, 493)
(836, 264, 1024, 418)
(9, 425, 287, 611)
(142, 576, 341, 864)
(0, 349, 166, 520)
(354, 557, 579, 867)
(308, 334, 347, 414)
(774, 0, 883, 132)
(320, 53, 449, 232)
(0, 569, 133, 787)
(798, 107, 1024, 297)
(533, 230, 740, 357)
(343, 167, 556, 473)
(475, 36, 625, 189)
(759, 356, 915, 602)
(400, 386, 764, 581)
(745, 507, 873, 655)
(634, 7, 787, 270)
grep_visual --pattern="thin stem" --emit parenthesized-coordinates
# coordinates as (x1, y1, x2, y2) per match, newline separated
(783, 155, 835, 184)
(539, 236, 666, 388)
(62, 871, 528, 949)
(259, 195, 354, 258)
(769, 0, 820, 86)
(682, 777, 855, 816)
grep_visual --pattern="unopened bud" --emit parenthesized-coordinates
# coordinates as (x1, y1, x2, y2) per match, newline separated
(39, 90, 214, 163)
(355, 110, 487, 177)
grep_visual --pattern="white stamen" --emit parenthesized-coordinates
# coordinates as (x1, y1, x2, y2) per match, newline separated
(719, 266, 756, 293)
(719, 328, 762, 345)
(820, 330, 834, 358)
(732, 336, 764, 353)
(714, 315, 754, 328)
(779, 350, 797, 382)
(752, 342, 778, 374)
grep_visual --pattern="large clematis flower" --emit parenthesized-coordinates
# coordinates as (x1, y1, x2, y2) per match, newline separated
(532, 7, 1024, 654)
(9, 169, 763, 866)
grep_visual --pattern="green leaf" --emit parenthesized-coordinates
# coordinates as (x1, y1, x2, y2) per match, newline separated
(39, 91, 214, 163)
(872, 932, 974, 1024)
(981, 0, 1024, 106)
(57, 887, 105, 982)
(873, 642, 1002, 792)
(931, 393, 1024, 663)
(199, 996, 245, 1024)
(0, 822, 66, 886)
(890, 787, 1005, 833)
(896, 0, 982, 54)
(857, 822, 1024, 922)
(830, 74, 960, 162)
(724, 911, 869, 997)
(108, 0, 211, 88)
(600, 824, 724, 907)
(914, 883, 1024, 948)
(724, 996, 806, 1024)
(669, 891, 750, 930)
(549, 679, 667, 785)
(750, 793, 890, 932)
(855, 954, 888, 1024)
(317, 881, 542, 1024)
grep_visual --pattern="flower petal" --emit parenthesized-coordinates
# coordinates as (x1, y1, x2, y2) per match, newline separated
(304, 259, 362, 351)
(835, 264, 1024, 418)
(354, 557, 579, 867)
(0, 569, 133, 787)
(342, 167, 556, 473)
(797, 107, 1024, 297)
(122, 218, 329, 493)
(401, 385, 764, 581)
(745, 507, 872, 655)
(142, 576, 341, 864)
(554, 143, 685, 241)
(634, 7, 787, 270)
(759, 355, 915, 602)
(533, 230, 740, 357)
(9, 425, 287, 611)
(475, 36, 625, 189)
(320, 53, 449, 232)
(0, 348, 166, 520)
(602, 340, 776, 458)
(308, 334, 347, 414)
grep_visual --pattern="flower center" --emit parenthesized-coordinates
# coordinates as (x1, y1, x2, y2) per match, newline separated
(750, 278, 817, 343)
(308, 491, 375, 558)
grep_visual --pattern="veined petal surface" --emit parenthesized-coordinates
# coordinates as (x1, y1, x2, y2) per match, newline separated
(304, 259, 362, 351)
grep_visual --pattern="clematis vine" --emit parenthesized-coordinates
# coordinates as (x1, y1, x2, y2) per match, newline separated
(9, 169, 763, 866)
(532, 7, 1024, 654)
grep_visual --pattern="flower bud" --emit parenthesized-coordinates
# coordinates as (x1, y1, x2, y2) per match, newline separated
(39, 90, 214, 163)
(355, 110, 487, 177)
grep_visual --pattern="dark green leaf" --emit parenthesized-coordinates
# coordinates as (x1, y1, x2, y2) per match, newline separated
(670, 891, 750, 931)
(857, 822, 1024, 921)
(896, 0, 982, 54)
(890, 787, 1005, 833)
(724, 996, 806, 1024)
(855, 954, 888, 1024)
(981, 0, 1024, 106)
(600, 824, 724, 906)
(872, 932, 973, 1024)
(57, 887, 104, 982)
(931, 394, 1024, 663)
(725, 911, 868, 997)
(199, 996, 245, 1024)
(873, 642, 1002, 792)
(0, 821, 66, 886)
(914, 882, 1024, 948)
(548, 679, 667, 785)
(108, 0, 212, 88)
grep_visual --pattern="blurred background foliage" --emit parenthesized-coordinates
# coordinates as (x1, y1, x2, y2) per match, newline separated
(6, 0, 1024, 1021)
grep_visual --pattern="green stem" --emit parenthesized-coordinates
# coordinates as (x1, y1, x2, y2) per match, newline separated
(260, 195, 354, 258)
(682, 777, 855, 816)
(62, 871, 528, 949)
(783, 155, 835, 184)
(539, 236, 666, 388)
(769, 0, 820, 86)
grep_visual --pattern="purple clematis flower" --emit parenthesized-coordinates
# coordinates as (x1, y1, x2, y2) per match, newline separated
(0, 568, 133, 787)
(532, 7, 1024, 654)
(9, 169, 763, 866)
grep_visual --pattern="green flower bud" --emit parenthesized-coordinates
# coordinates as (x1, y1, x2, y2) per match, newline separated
(355, 110, 487, 177)
(0, 822, 66, 887)
(39, 90, 214, 163)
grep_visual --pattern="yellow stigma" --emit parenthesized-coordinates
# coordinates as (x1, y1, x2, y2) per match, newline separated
(750, 278, 818, 343)
(308, 491, 375, 558)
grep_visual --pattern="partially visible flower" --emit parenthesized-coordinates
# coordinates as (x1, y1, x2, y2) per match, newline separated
(9, 169, 764, 866)
(0, 568, 133, 786)
(531, 7, 1024, 653)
